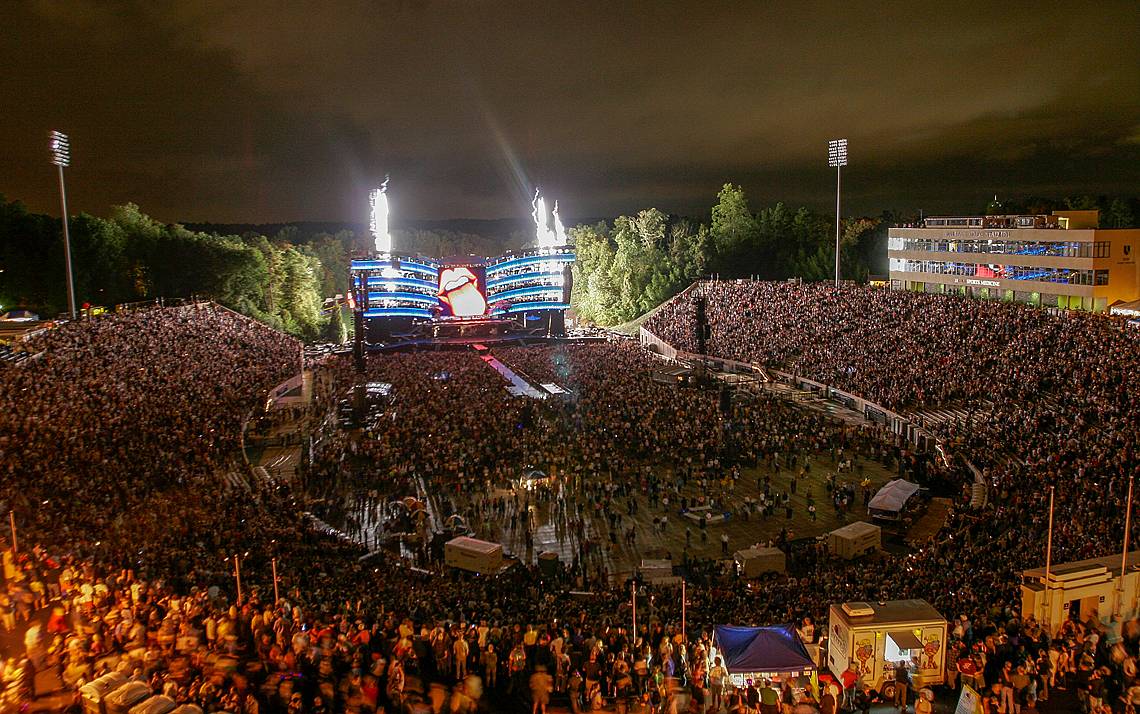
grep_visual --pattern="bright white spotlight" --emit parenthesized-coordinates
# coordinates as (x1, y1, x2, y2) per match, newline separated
(552, 200, 568, 246)
(370, 176, 392, 254)
(531, 188, 557, 248)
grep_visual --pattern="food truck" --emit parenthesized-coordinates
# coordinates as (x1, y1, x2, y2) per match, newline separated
(826, 599, 947, 698)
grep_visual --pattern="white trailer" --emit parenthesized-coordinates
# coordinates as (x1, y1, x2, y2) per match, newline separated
(444, 536, 505, 574)
(828, 521, 881, 560)
(733, 547, 786, 578)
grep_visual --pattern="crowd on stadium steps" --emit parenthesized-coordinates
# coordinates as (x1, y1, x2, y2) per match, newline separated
(0, 288, 1139, 713)
(644, 280, 1138, 415)
(0, 304, 301, 559)
(642, 280, 1140, 704)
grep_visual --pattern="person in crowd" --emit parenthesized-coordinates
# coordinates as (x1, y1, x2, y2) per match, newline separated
(894, 661, 911, 713)
(530, 664, 553, 714)
(853, 683, 878, 714)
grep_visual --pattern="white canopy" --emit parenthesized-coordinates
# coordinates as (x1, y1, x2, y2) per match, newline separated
(1110, 299, 1140, 317)
(868, 479, 920, 514)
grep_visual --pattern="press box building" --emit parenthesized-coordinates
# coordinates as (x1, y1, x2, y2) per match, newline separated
(888, 211, 1140, 312)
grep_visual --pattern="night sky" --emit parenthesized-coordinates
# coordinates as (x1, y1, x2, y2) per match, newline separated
(3, 1, 1138, 225)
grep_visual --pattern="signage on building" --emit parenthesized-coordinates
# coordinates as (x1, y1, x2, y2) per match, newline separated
(966, 279, 1001, 287)
(944, 230, 1011, 239)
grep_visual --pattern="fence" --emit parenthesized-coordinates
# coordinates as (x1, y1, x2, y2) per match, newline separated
(639, 329, 678, 361)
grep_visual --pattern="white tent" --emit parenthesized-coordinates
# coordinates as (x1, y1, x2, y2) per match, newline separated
(868, 479, 920, 519)
(1110, 299, 1140, 317)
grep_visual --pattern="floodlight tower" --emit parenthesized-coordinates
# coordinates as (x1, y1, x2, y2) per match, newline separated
(828, 139, 848, 288)
(49, 131, 77, 319)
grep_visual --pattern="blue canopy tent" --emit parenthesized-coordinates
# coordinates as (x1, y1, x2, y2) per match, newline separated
(712, 624, 817, 687)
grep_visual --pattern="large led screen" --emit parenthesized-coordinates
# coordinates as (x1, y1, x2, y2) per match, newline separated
(437, 266, 488, 317)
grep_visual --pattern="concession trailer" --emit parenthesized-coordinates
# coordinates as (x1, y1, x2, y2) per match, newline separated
(827, 599, 947, 698)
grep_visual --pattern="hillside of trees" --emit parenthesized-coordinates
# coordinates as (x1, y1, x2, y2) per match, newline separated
(0, 198, 532, 341)
(571, 184, 890, 325)
(0, 198, 340, 341)
(570, 186, 1140, 326)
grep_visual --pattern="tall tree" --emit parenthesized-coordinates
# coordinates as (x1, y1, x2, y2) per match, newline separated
(1106, 198, 1135, 228)
(310, 233, 350, 297)
(710, 183, 756, 264)
(633, 208, 667, 251)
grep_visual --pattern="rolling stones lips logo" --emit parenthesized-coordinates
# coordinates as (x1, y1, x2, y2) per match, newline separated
(439, 267, 487, 317)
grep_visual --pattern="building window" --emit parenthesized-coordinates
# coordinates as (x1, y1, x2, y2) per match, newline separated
(889, 237, 1111, 259)
(890, 258, 1101, 286)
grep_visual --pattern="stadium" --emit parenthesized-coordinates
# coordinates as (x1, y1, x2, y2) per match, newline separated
(4, 187, 1140, 714)
(5, 3, 1139, 710)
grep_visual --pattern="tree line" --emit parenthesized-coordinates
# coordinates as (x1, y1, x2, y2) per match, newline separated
(0, 198, 341, 341)
(0, 197, 521, 342)
(3, 188, 1136, 337)
(571, 184, 890, 325)
(570, 186, 1140, 327)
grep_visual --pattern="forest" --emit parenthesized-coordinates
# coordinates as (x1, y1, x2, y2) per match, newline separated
(0, 199, 516, 341)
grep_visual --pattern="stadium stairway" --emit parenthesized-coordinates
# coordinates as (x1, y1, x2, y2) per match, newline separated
(909, 399, 997, 436)
(255, 448, 298, 485)
(911, 406, 974, 433)
(970, 480, 988, 510)
(223, 471, 252, 492)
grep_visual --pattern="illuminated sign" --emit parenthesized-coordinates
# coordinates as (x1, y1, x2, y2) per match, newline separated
(438, 266, 488, 317)
(966, 279, 1000, 287)
(943, 230, 1011, 239)
(353, 246, 575, 320)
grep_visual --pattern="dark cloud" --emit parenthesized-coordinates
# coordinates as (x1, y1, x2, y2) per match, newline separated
(1, 0, 1137, 224)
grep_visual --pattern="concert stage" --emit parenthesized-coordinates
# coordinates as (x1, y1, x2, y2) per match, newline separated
(349, 245, 576, 356)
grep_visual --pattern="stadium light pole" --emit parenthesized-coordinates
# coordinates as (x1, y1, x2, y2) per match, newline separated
(828, 139, 848, 288)
(50, 131, 77, 319)
(1118, 476, 1134, 619)
(1043, 485, 1054, 630)
(272, 557, 280, 604)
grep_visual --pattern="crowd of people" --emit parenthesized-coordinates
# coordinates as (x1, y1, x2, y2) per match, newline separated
(1, 279, 1139, 714)
(304, 341, 905, 584)
(645, 279, 1140, 710)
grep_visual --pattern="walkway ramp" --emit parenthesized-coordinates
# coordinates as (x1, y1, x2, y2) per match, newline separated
(480, 354, 549, 399)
